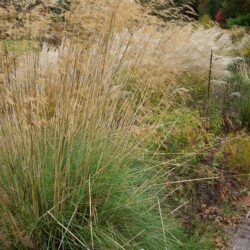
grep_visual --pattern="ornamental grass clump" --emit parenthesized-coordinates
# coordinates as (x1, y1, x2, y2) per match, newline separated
(0, 33, 177, 249)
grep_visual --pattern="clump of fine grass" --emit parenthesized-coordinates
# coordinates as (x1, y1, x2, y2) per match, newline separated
(0, 2, 245, 249)
(0, 28, 182, 249)
(226, 62, 250, 130)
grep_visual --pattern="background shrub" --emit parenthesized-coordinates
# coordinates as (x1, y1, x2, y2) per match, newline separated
(227, 14, 250, 28)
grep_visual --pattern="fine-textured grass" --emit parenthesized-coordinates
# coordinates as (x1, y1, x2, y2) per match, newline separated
(0, 32, 183, 249)
(0, 132, 170, 249)
(0, 2, 249, 249)
(227, 62, 250, 130)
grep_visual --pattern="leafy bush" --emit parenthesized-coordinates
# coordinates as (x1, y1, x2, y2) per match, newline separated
(156, 108, 218, 156)
(205, 0, 221, 19)
(227, 14, 250, 27)
(222, 0, 250, 19)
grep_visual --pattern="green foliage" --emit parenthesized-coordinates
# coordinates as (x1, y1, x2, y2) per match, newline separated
(227, 14, 250, 27)
(150, 72, 222, 157)
(205, 0, 221, 19)
(0, 127, 176, 249)
(166, 108, 206, 153)
(200, 0, 250, 25)
(241, 95, 250, 129)
(198, 0, 208, 15)
(0, 39, 37, 55)
(241, 46, 250, 61)
(218, 133, 250, 174)
(156, 107, 220, 157)
(199, 14, 214, 28)
(175, 73, 208, 108)
(222, 0, 250, 18)
(228, 63, 250, 130)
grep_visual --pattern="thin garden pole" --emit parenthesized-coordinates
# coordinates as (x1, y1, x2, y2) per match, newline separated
(207, 49, 213, 101)
(205, 49, 213, 129)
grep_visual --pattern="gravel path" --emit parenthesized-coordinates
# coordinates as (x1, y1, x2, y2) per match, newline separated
(230, 214, 250, 250)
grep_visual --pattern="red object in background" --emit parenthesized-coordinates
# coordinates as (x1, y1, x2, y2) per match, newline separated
(215, 9, 225, 24)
